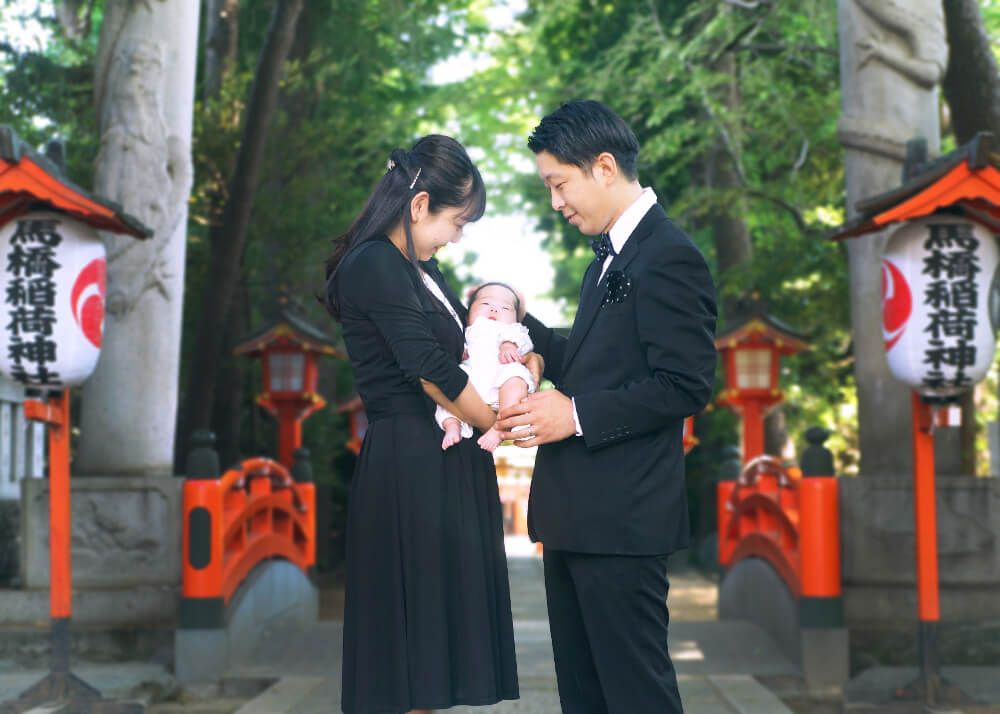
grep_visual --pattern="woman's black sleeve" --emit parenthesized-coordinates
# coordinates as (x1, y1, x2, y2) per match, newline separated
(339, 241, 468, 400)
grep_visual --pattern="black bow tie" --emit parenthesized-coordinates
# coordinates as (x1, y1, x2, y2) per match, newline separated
(591, 233, 615, 262)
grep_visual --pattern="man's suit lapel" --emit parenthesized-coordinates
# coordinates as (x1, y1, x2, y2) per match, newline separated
(561, 206, 663, 373)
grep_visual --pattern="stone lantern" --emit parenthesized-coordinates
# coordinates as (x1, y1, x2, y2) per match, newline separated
(715, 292, 809, 461)
(234, 295, 341, 468)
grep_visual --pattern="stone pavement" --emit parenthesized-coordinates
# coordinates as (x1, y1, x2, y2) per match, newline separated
(4, 538, 1000, 712)
(224, 537, 802, 713)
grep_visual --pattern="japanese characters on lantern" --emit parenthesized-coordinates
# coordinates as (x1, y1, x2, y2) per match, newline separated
(0, 212, 106, 388)
(882, 217, 999, 398)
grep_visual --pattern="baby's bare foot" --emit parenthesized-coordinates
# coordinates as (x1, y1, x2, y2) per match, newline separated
(477, 429, 501, 453)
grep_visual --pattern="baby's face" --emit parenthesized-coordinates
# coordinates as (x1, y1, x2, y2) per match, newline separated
(469, 285, 518, 325)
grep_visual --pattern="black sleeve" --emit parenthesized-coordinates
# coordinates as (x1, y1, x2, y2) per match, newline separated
(574, 243, 717, 448)
(339, 241, 469, 400)
(523, 312, 567, 384)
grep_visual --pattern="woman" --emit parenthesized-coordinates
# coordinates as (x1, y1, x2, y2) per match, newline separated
(325, 135, 521, 714)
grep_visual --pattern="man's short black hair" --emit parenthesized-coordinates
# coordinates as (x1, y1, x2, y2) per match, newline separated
(527, 100, 640, 181)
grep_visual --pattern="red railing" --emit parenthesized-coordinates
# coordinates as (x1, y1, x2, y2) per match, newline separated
(718, 455, 801, 595)
(717, 454, 840, 606)
(181, 456, 315, 621)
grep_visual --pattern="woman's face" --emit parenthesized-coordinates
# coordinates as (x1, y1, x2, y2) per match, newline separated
(410, 202, 469, 261)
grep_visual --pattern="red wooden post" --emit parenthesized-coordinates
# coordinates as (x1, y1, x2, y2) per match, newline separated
(48, 392, 71, 624)
(911, 391, 941, 702)
(8, 391, 140, 710)
(276, 406, 304, 469)
(23, 392, 76, 670)
(741, 400, 765, 465)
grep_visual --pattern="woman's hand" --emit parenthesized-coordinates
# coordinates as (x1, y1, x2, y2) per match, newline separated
(523, 352, 544, 386)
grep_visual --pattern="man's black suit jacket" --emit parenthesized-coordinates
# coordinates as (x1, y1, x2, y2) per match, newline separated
(523, 204, 717, 556)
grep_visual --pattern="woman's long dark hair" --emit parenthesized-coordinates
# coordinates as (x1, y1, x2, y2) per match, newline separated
(323, 134, 486, 319)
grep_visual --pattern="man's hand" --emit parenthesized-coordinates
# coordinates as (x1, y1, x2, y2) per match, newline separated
(497, 389, 576, 447)
(499, 341, 523, 364)
(523, 352, 544, 386)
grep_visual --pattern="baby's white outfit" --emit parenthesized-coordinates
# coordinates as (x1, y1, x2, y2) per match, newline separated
(435, 316, 537, 439)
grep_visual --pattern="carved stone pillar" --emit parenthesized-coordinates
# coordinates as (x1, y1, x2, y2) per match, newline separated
(837, 0, 947, 477)
(77, 0, 199, 476)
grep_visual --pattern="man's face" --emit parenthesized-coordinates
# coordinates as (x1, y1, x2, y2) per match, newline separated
(468, 284, 518, 325)
(535, 150, 612, 237)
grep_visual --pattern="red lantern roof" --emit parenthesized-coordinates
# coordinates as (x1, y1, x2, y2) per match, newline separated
(831, 132, 1000, 241)
(715, 293, 809, 355)
(234, 300, 342, 358)
(0, 125, 151, 239)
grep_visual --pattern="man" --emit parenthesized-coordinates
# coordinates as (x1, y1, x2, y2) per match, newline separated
(497, 100, 717, 713)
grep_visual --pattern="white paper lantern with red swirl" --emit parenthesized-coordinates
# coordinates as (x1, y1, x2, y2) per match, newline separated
(882, 216, 999, 399)
(0, 211, 106, 388)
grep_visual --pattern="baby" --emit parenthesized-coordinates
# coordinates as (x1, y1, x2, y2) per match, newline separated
(436, 282, 537, 452)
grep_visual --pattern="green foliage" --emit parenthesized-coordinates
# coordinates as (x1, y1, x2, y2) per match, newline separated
(0, 3, 101, 186)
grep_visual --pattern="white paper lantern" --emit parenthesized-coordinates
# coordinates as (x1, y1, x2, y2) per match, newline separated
(0, 211, 106, 388)
(882, 216, 1000, 398)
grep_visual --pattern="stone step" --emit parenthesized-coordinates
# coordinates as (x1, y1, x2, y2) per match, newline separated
(234, 677, 324, 714)
(708, 674, 796, 713)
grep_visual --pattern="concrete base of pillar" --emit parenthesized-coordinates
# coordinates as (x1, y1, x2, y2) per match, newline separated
(840, 475, 1000, 625)
(175, 559, 318, 683)
(801, 627, 849, 691)
(20, 476, 182, 590)
(719, 557, 801, 666)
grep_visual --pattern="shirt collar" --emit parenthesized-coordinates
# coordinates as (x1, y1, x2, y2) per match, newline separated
(607, 187, 657, 254)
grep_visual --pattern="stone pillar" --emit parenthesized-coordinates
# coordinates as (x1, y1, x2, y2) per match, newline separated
(77, 0, 199, 476)
(837, 0, 947, 477)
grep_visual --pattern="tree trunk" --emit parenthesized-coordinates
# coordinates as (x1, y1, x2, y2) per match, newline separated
(201, 0, 247, 468)
(77, 0, 198, 477)
(178, 0, 304, 457)
(764, 408, 789, 459)
(941, 0, 1000, 475)
(705, 51, 753, 319)
(203, 0, 240, 102)
(212, 277, 250, 468)
(942, 0, 1000, 145)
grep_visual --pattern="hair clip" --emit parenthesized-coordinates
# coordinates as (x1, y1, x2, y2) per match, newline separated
(409, 167, 422, 190)
(386, 158, 396, 172)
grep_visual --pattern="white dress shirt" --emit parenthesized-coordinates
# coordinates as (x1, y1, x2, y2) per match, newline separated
(597, 187, 658, 283)
(572, 187, 659, 436)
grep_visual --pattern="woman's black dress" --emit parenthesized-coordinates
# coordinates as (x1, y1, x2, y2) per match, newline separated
(332, 237, 518, 714)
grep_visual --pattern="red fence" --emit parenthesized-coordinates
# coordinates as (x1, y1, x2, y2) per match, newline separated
(180, 452, 315, 627)
(717, 454, 842, 621)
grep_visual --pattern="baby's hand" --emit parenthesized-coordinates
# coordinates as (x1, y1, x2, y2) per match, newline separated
(499, 341, 523, 364)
